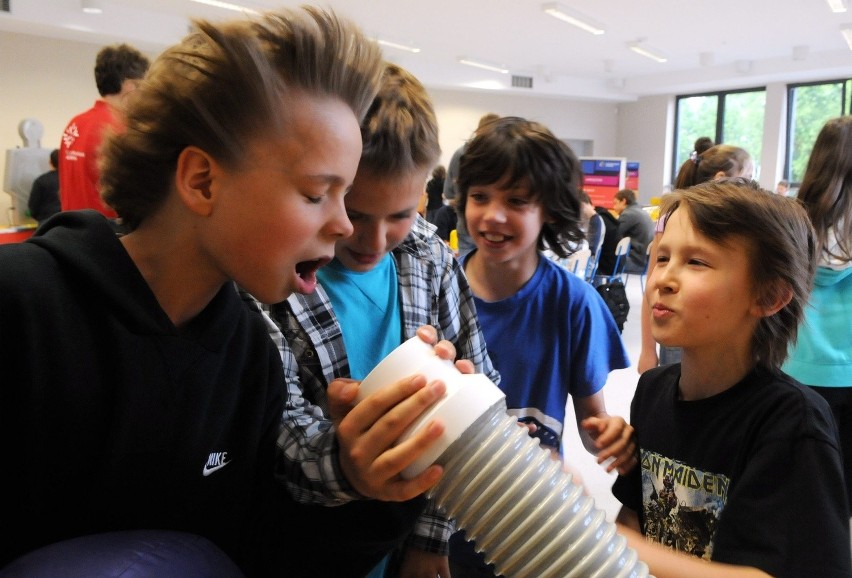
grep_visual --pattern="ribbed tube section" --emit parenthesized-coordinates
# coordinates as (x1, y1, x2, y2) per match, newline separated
(427, 402, 649, 578)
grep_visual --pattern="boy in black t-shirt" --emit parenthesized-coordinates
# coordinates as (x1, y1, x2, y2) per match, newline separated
(602, 178, 851, 577)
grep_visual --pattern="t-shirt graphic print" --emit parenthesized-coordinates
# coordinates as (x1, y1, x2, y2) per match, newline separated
(640, 449, 730, 560)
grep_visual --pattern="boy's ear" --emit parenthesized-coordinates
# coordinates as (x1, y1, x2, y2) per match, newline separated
(752, 281, 793, 318)
(175, 146, 215, 217)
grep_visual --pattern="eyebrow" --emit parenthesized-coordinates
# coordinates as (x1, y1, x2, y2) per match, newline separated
(348, 207, 417, 217)
(305, 173, 347, 186)
(658, 239, 723, 258)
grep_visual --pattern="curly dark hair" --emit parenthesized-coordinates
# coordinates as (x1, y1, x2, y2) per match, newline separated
(94, 44, 149, 96)
(456, 116, 583, 258)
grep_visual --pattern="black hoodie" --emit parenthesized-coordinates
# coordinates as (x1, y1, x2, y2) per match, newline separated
(0, 211, 283, 572)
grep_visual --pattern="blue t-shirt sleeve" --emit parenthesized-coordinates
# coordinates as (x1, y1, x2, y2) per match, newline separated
(565, 279, 631, 398)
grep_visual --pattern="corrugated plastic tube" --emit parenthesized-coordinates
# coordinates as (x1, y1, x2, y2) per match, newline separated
(359, 336, 649, 578)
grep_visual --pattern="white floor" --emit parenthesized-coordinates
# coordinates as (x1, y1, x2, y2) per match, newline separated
(561, 272, 647, 523)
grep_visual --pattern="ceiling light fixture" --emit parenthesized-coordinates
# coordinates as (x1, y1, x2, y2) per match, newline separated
(628, 42, 667, 63)
(81, 0, 104, 14)
(542, 2, 605, 35)
(842, 24, 852, 50)
(376, 39, 421, 53)
(188, 0, 259, 14)
(457, 57, 509, 74)
(827, 0, 847, 13)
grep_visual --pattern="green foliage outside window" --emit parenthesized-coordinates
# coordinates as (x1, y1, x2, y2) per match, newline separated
(788, 80, 851, 184)
(675, 95, 718, 171)
(673, 89, 765, 183)
(675, 81, 852, 188)
(723, 91, 765, 179)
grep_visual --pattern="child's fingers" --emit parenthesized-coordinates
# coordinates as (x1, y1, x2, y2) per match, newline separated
(385, 464, 445, 502)
(415, 325, 438, 345)
(414, 324, 458, 362)
(605, 444, 639, 474)
(336, 376, 447, 499)
(367, 420, 447, 500)
(597, 431, 638, 473)
(580, 416, 605, 439)
(591, 416, 631, 449)
(455, 359, 475, 374)
(326, 378, 360, 421)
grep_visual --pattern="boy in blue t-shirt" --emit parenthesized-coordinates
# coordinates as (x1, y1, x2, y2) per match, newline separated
(449, 116, 635, 576)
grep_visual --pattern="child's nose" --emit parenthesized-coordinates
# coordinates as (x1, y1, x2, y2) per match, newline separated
(327, 199, 353, 239)
(483, 202, 507, 222)
(358, 222, 386, 252)
(653, 264, 677, 293)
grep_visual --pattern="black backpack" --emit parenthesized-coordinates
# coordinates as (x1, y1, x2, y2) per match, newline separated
(596, 279, 630, 333)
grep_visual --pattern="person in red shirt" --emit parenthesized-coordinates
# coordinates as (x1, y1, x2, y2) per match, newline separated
(59, 44, 149, 220)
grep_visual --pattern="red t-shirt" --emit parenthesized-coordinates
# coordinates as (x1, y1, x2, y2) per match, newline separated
(59, 100, 120, 218)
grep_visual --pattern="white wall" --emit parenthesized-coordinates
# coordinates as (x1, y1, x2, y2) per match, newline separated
(428, 88, 620, 171)
(761, 83, 789, 190)
(0, 30, 802, 227)
(616, 95, 674, 204)
(0, 31, 157, 226)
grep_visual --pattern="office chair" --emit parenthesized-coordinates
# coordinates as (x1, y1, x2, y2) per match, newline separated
(564, 248, 591, 279)
(584, 225, 605, 283)
(607, 236, 631, 285)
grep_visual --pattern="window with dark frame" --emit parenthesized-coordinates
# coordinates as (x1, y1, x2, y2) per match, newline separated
(672, 87, 766, 184)
(785, 79, 852, 186)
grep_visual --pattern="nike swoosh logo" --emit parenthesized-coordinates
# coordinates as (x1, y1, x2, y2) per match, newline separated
(202, 462, 230, 476)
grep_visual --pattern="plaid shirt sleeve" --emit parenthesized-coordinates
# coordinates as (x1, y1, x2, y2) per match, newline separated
(397, 217, 500, 385)
(254, 289, 363, 506)
(396, 217, 500, 554)
(404, 501, 456, 555)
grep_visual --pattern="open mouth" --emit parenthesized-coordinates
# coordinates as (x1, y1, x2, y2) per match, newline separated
(293, 256, 332, 294)
(296, 256, 331, 280)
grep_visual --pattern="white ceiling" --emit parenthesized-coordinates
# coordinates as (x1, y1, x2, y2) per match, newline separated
(3, 0, 852, 102)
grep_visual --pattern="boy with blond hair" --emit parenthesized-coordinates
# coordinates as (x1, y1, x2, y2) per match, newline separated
(1, 9, 452, 576)
(258, 63, 498, 577)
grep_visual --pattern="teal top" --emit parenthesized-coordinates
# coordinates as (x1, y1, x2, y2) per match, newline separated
(783, 265, 852, 387)
(316, 255, 402, 380)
